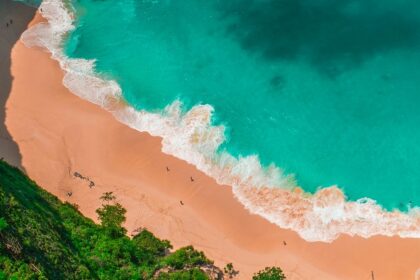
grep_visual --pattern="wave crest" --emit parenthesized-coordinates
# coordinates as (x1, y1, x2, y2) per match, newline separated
(21, 0, 420, 242)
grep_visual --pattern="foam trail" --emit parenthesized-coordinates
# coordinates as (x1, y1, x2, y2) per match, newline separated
(21, 0, 420, 242)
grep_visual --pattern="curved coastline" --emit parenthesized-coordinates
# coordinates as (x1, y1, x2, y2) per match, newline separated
(22, 0, 420, 242)
(5, 2, 420, 279)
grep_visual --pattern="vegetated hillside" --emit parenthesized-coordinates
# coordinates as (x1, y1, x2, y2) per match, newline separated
(0, 160, 285, 279)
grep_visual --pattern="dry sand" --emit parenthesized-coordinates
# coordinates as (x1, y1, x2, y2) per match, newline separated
(0, 0, 36, 167)
(4, 9, 420, 280)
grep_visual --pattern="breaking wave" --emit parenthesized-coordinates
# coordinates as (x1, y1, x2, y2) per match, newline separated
(21, 0, 420, 242)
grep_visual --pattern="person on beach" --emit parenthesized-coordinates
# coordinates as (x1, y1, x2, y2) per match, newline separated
(190, 176, 194, 182)
(166, 166, 170, 172)
(180, 200, 184, 205)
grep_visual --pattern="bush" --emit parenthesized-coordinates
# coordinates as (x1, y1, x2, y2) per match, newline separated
(224, 263, 238, 278)
(163, 246, 212, 270)
(0, 218, 7, 231)
(96, 203, 127, 237)
(132, 229, 172, 262)
(253, 267, 286, 280)
(157, 268, 209, 280)
(0, 160, 285, 279)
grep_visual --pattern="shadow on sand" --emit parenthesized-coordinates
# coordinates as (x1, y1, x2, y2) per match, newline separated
(0, 0, 37, 169)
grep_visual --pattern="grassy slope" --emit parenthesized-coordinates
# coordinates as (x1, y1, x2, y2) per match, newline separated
(0, 161, 284, 280)
(0, 160, 218, 280)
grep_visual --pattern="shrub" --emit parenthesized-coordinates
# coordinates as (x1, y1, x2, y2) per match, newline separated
(224, 263, 238, 278)
(0, 218, 8, 231)
(157, 268, 209, 280)
(96, 203, 127, 237)
(253, 267, 286, 280)
(133, 229, 172, 263)
(0, 160, 285, 280)
(163, 246, 212, 270)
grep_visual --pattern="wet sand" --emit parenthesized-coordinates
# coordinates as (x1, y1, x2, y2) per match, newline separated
(5, 9, 420, 280)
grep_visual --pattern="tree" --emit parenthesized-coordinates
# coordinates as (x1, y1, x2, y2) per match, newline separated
(163, 246, 212, 270)
(132, 229, 172, 261)
(224, 263, 238, 278)
(157, 268, 209, 280)
(253, 267, 286, 280)
(0, 161, 286, 280)
(100, 192, 116, 203)
(96, 202, 127, 237)
(0, 218, 8, 232)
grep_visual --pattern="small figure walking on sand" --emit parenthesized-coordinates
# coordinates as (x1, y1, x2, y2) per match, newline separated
(166, 166, 170, 172)
(67, 192, 73, 197)
(283, 241, 287, 246)
(6, 23, 9, 28)
(180, 200, 184, 205)
(89, 181, 95, 188)
(190, 176, 194, 182)
(10, 19, 13, 24)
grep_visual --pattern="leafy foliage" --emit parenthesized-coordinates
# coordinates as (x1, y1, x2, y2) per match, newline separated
(100, 192, 116, 203)
(132, 229, 172, 263)
(0, 218, 7, 232)
(223, 263, 238, 279)
(253, 267, 286, 280)
(0, 160, 285, 279)
(163, 246, 212, 270)
(0, 161, 219, 279)
(156, 268, 209, 280)
(96, 203, 127, 237)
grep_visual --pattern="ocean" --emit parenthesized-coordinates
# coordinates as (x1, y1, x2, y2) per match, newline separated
(20, 0, 420, 241)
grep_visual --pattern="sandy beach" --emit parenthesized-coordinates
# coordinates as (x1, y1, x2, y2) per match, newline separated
(3, 6, 420, 280)
(0, 0, 35, 167)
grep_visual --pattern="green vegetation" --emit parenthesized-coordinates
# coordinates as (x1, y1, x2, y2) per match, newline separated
(253, 267, 286, 280)
(0, 160, 216, 279)
(223, 263, 238, 279)
(0, 160, 285, 279)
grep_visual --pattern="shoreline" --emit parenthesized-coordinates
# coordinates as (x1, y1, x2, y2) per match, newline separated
(28, 0, 420, 243)
(5, 9, 420, 280)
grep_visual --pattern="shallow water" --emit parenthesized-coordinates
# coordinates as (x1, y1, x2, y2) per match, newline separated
(62, 0, 420, 211)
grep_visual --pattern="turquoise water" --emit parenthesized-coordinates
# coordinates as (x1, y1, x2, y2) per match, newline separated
(64, 0, 420, 211)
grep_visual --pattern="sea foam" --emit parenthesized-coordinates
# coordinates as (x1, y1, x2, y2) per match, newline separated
(21, 0, 420, 242)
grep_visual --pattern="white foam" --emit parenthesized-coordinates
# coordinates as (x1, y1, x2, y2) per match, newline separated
(21, 0, 420, 242)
